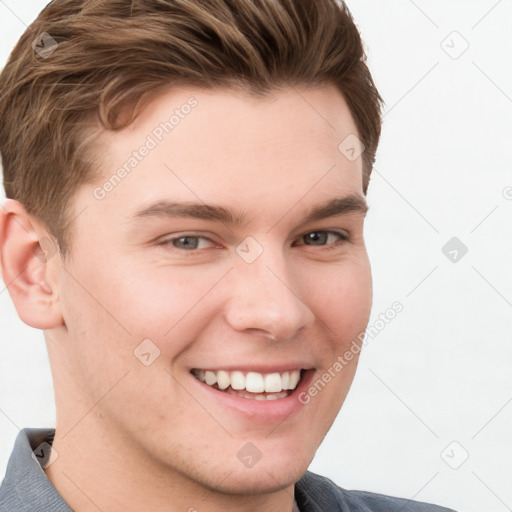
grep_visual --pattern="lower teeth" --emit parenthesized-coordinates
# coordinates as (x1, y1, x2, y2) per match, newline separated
(207, 383, 290, 400)
(225, 388, 289, 400)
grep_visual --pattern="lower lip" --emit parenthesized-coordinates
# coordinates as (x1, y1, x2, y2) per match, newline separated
(191, 370, 315, 422)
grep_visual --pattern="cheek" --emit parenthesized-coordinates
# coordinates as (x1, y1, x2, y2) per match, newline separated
(61, 258, 232, 377)
(300, 256, 372, 336)
(115, 265, 229, 338)
(67, 251, 220, 329)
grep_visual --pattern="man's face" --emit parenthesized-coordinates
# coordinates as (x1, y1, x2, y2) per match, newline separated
(49, 85, 372, 493)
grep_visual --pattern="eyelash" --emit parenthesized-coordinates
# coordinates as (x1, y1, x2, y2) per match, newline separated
(158, 230, 350, 252)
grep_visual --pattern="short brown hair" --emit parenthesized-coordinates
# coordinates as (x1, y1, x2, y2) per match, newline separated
(0, 0, 382, 255)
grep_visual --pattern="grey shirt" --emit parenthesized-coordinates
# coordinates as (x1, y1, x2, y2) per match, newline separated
(0, 428, 456, 511)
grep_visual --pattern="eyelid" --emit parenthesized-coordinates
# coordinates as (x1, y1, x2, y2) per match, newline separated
(156, 232, 218, 248)
(155, 228, 350, 251)
(293, 229, 350, 246)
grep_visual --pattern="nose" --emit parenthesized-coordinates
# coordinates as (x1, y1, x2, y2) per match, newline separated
(223, 249, 315, 341)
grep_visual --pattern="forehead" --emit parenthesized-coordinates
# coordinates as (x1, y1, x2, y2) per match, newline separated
(82, 85, 364, 223)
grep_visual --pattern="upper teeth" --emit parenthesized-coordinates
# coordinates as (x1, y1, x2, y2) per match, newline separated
(193, 369, 301, 393)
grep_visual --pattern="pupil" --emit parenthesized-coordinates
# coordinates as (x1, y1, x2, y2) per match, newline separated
(306, 232, 327, 245)
(174, 237, 199, 249)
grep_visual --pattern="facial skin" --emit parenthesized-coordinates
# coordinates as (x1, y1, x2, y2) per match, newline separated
(0, 85, 372, 512)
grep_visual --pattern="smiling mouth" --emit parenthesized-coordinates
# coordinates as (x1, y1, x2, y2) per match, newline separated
(191, 369, 304, 401)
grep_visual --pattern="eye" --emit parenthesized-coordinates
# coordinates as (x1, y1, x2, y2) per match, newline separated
(297, 230, 348, 247)
(159, 235, 215, 251)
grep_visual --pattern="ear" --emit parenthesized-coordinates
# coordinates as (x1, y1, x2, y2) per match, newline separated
(0, 199, 64, 329)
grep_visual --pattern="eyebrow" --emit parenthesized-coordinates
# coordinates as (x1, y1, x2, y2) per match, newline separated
(129, 194, 368, 226)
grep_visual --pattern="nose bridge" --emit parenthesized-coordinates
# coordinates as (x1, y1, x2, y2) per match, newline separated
(224, 244, 314, 339)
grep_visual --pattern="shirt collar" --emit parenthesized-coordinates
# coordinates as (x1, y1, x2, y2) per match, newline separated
(0, 428, 72, 511)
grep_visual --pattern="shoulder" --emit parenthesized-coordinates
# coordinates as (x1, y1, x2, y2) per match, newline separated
(295, 471, 457, 512)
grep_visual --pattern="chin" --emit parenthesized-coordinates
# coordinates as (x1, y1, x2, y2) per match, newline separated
(206, 461, 308, 496)
(175, 440, 314, 497)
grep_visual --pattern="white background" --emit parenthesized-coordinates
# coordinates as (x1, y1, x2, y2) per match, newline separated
(1, 1, 511, 511)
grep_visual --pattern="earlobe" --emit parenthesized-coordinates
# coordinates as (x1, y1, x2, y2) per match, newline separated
(0, 199, 64, 329)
